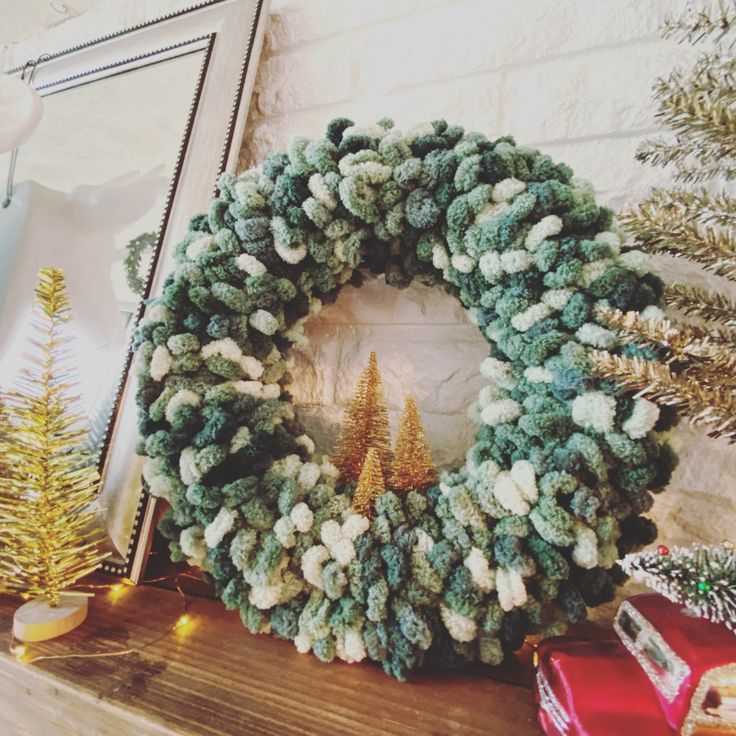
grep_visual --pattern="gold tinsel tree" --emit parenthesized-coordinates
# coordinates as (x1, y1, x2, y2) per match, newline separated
(0, 268, 108, 606)
(593, 1, 736, 442)
(0, 396, 8, 593)
(352, 447, 386, 517)
(333, 352, 393, 482)
(389, 396, 437, 492)
(0, 397, 8, 479)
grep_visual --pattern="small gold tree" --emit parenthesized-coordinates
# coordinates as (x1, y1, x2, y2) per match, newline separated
(333, 352, 393, 482)
(352, 448, 386, 517)
(390, 396, 437, 492)
(0, 397, 8, 479)
(0, 268, 108, 608)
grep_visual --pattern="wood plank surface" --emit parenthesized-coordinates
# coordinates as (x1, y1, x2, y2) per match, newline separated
(0, 584, 543, 736)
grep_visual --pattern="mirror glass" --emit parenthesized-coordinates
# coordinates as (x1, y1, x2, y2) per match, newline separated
(0, 46, 207, 565)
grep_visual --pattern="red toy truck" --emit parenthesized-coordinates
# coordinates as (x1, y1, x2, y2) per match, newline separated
(535, 594, 736, 735)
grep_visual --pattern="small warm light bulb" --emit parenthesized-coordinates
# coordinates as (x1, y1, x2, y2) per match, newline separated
(175, 614, 191, 629)
(108, 580, 130, 603)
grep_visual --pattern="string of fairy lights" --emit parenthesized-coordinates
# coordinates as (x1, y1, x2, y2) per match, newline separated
(7, 573, 200, 665)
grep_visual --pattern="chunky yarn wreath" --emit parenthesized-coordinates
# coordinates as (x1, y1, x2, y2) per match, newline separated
(134, 118, 676, 680)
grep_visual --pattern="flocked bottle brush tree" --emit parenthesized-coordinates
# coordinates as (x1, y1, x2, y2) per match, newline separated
(620, 542, 736, 632)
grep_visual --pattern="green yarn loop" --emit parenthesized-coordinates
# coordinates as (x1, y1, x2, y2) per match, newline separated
(134, 119, 674, 680)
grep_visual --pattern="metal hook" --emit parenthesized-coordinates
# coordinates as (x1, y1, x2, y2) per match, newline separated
(3, 54, 49, 209)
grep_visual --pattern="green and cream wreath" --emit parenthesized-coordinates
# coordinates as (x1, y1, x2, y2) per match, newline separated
(134, 118, 676, 679)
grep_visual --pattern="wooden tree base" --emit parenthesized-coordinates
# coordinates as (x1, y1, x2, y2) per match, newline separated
(13, 594, 89, 642)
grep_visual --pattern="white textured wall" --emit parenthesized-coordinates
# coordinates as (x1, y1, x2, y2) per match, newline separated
(0, 0, 98, 46)
(240, 0, 735, 548)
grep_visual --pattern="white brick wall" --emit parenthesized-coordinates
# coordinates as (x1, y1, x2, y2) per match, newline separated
(0, 0, 98, 46)
(239, 0, 735, 549)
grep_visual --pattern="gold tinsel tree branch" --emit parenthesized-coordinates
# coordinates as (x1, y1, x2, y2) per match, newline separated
(665, 283, 736, 326)
(685, 356, 736, 389)
(635, 136, 736, 178)
(645, 186, 736, 228)
(0, 268, 108, 606)
(653, 73, 736, 159)
(597, 305, 736, 359)
(619, 200, 736, 280)
(591, 351, 736, 441)
(674, 156, 736, 185)
(636, 4, 736, 180)
(662, 0, 736, 42)
(0, 397, 8, 478)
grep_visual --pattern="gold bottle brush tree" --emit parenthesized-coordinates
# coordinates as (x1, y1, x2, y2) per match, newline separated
(0, 267, 108, 641)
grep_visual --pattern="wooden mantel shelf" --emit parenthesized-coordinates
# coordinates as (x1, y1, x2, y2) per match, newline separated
(0, 584, 544, 736)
